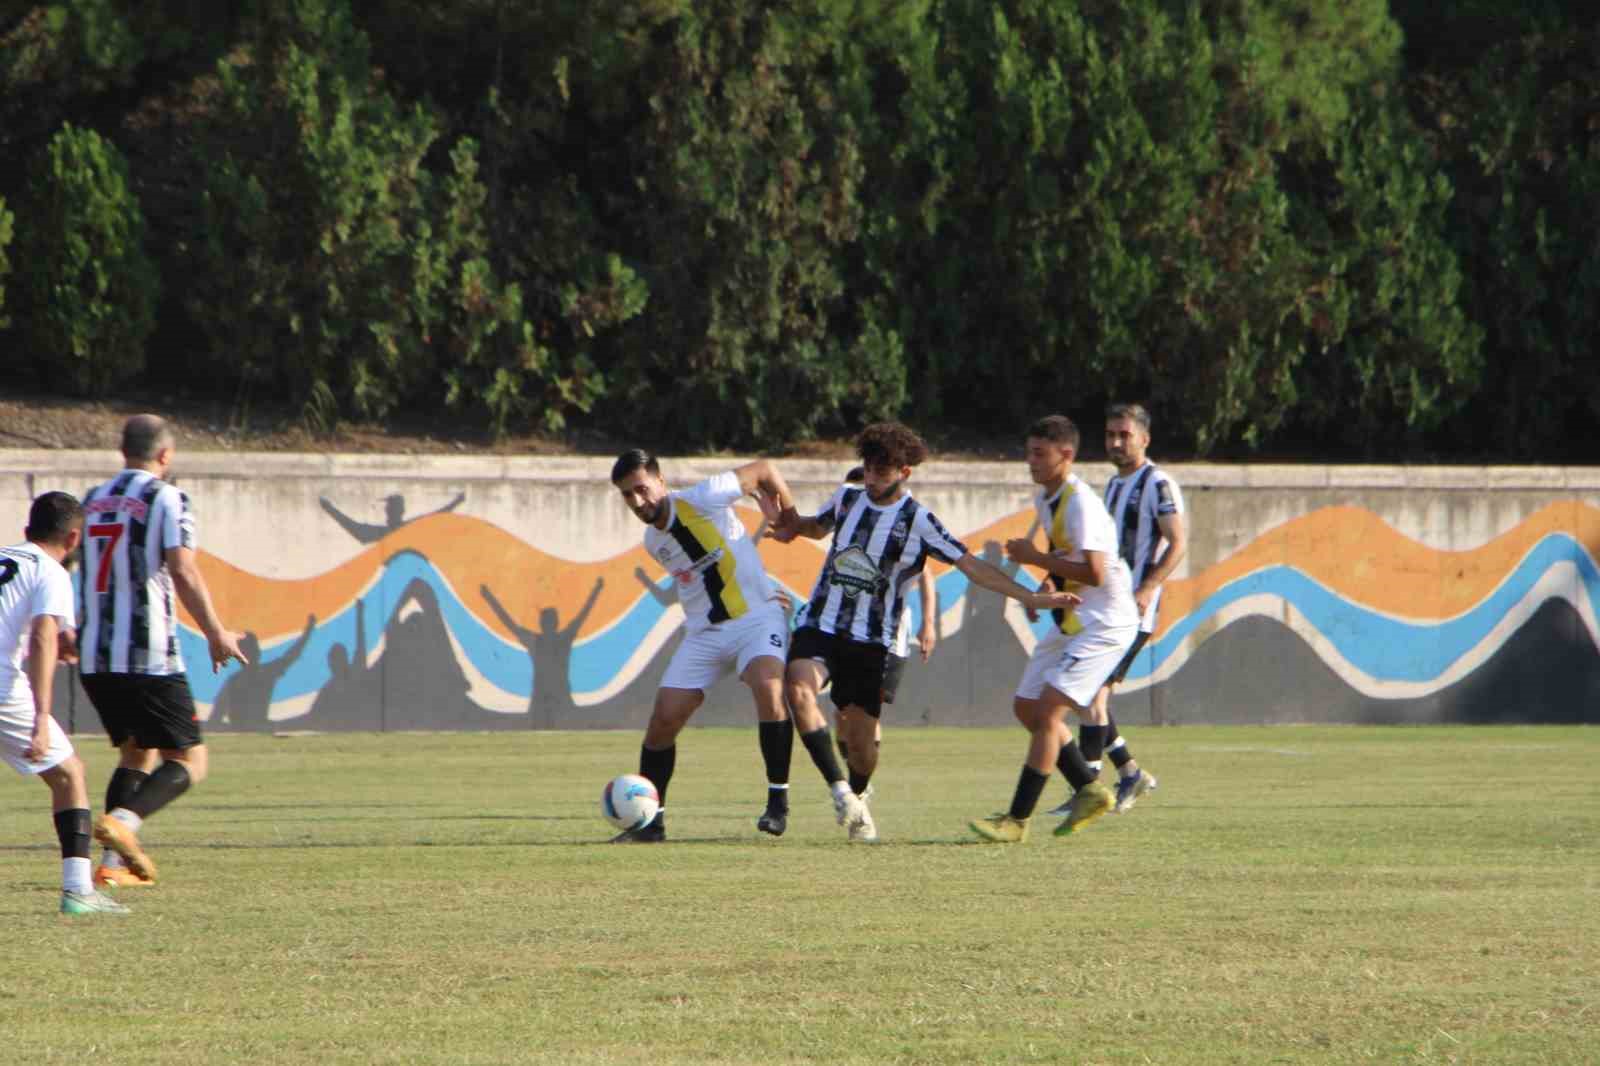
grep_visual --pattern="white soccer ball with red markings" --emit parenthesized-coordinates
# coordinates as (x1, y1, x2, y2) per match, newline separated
(601, 773, 660, 831)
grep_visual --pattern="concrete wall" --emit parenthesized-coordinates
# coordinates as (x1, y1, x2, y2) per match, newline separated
(5, 449, 1598, 732)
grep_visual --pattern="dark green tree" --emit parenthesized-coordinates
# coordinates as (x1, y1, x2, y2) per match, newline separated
(11, 123, 157, 394)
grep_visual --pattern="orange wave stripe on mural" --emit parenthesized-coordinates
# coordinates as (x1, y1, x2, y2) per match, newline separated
(189, 511, 832, 644)
(1152, 501, 1600, 639)
(189, 501, 1599, 645)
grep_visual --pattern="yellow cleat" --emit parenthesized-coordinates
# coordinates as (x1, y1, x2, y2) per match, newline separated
(94, 864, 155, 889)
(93, 815, 157, 882)
(968, 813, 1029, 843)
(1055, 779, 1115, 836)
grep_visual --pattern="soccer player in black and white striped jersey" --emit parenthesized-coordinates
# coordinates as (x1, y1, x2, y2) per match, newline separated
(771, 422, 1078, 842)
(1046, 403, 1186, 817)
(79, 415, 247, 886)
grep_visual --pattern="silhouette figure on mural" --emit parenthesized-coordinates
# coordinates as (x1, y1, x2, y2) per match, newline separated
(382, 577, 488, 729)
(480, 577, 605, 729)
(308, 599, 380, 729)
(212, 615, 317, 730)
(318, 492, 466, 544)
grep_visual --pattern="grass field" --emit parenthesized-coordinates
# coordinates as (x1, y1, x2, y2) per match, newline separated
(2, 725, 1596, 1065)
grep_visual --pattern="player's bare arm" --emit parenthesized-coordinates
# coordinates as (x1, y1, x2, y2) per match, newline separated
(917, 567, 937, 661)
(734, 459, 801, 531)
(1136, 511, 1188, 615)
(166, 545, 248, 671)
(24, 613, 59, 762)
(955, 552, 1080, 612)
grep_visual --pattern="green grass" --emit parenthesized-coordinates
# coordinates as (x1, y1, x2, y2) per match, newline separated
(3, 726, 1596, 1065)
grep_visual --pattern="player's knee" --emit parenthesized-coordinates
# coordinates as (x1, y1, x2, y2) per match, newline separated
(169, 745, 208, 784)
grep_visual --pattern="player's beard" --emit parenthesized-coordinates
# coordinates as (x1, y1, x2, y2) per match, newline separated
(639, 499, 664, 525)
(867, 479, 902, 504)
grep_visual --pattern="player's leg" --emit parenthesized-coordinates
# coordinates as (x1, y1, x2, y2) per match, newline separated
(784, 630, 864, 830)
(1100, 631, 1158, 813)
(737, 605, 793, 835)
(741, 653, 792, 836)
(970, 691, 1070, 843)
(93, 676, 206, 879)
(1046, 628, 1137, 836)
(40, 754, 127, 915)
(95, 741, 158, 885)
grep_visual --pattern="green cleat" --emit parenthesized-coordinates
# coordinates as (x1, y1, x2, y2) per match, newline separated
(61, 889, 131, 916)
(1055, 780, 1115, 836)
(968, 813, 1029, 843)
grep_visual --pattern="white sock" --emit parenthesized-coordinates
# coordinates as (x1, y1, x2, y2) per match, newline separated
(63, 857, 92, 894)
(100, 849, 126, 869)
(830, 780, 851, 799)
(109, 808, 143, 832)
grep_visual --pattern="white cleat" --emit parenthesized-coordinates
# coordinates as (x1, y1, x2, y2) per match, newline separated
(833, 789, 868, 832)
(849, 791, 879, 843)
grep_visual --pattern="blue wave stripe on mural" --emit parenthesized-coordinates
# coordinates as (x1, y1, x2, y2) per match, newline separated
(1130, 533, 1600, 684)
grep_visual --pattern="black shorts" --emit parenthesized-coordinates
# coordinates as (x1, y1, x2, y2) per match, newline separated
(82, 672, 203, 750)
(880, 653, 908, 705)
(789, 626, 890, 718)
(1106, 630, 1153, 687)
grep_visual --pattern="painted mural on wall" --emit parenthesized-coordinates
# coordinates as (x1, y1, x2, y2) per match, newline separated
(53, 498, 1600, 731)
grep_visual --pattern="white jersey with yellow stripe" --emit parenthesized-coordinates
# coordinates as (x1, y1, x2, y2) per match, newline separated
(643, 472, 777, 634)
(1034, 473, 1138, 635)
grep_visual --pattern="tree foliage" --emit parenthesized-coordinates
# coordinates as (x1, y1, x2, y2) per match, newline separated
(10, 123, 157, 394)
(0, 0, 1593, 460)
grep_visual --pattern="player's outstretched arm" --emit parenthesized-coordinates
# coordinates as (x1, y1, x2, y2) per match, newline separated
(955, 552, 1080, 612)
(166, 545, 248, 671)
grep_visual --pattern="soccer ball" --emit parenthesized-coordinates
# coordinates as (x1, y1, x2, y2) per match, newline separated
(601, 773, 660, 831)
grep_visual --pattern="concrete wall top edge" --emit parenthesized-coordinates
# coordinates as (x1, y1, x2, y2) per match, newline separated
(2, 449, 1597, 491)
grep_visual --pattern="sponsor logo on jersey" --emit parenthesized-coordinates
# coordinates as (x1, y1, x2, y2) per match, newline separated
(830, 546, 886, 599)
(671, 547, 725, 585)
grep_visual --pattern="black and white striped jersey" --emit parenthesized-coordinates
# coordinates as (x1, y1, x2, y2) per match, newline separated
(79, 470, 197, 676)
(800, 486, 967, 649)
(1103, 461, 1185, 632)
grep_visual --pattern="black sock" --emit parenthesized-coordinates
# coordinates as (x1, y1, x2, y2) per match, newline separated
(1055, 740, 1097, 789)
(105, 767, 149, 812)
(1008, 766, 1050, 820)
(639, 743, 676, 807)
(848, 769, 873, 796)
(1106, 713, 1133, 770)
(758, 719, 793, 787)
(800, 727, 846, 785)
(53, 808, 91, 859)
(126, 761, 192, 819)
(1079, 724, 1109, 764)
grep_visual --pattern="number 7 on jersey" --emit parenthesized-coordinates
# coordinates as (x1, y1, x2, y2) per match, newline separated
(88, 522, 125, 593)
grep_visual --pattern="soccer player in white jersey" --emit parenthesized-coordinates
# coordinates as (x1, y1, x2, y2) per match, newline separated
(610, 450, 804, 842)
(970, 414, 1140, 843)
(1049, 402, 1187, 816)
(771, 422, 1079, 842)
(1, 491, 127, 914)
(79, 415, 247, 886)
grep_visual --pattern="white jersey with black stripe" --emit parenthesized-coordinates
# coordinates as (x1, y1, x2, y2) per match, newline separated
(1103, 461, 1185, 632)
(801, 487, 966, 650)
(79, 470, 196, 676)
(0, 542, 76, 704)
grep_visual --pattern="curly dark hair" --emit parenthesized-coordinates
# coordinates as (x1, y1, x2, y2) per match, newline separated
(857, 422, 928, 469)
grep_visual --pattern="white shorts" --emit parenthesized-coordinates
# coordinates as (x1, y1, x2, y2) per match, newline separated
(0, 695, 75, 775)
(661, 602, 790, 692)
(1014, 624, 1139, 708)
